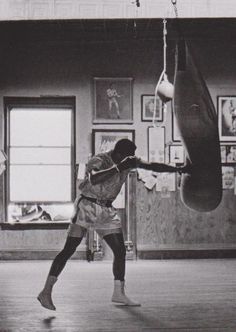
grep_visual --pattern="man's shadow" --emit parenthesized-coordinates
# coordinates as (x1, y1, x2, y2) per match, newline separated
(114, 305, 164, 330)
(41, 316, 56, 329)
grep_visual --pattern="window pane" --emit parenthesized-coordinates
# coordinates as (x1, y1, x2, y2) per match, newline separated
(10, 109, 72, 146)
(8, 203, 75, 222)
(10, 147, 71, 164)
(10, 165, 71, 201)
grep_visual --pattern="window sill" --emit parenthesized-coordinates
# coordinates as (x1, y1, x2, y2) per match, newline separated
(0, 221, 70, 230)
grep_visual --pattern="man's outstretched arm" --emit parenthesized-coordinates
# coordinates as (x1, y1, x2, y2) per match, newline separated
(136, 159, 190, 174)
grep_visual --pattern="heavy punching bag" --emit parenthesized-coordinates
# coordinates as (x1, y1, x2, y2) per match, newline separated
(173, 39, 222, 212)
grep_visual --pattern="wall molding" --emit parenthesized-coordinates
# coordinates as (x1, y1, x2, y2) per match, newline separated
(138, 249, 236, 259)
(0, 0, 236, 21)
(0, 249, 104, 260)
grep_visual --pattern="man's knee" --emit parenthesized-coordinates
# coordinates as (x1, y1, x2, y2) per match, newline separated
(67, 224, 86, 238)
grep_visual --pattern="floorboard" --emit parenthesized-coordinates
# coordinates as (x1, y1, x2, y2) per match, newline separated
(0, 259, 236, 331)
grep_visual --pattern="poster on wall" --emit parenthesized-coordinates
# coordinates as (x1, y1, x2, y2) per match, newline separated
(169, 145, 185, 164)
(93, 77, 133, 124)
(92, 129, 135, 155)
(156, 173, 176, 192)
(226, 145, 236, 163)
(222, 166, 234, 189)
(148, 126, 165, 163)
(141, 94, 163, 122)
(218, 96, 236, 141)
(220, 145, 226, 163)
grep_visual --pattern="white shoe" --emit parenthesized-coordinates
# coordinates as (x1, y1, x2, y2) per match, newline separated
(112, 280, 141, 307)
(37, 275, 57, 310)
(37, 291, 56, 311)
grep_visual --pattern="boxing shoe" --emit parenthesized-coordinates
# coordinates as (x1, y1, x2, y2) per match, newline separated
(111, 280, 141, 306)
(37, 275, 57, 310)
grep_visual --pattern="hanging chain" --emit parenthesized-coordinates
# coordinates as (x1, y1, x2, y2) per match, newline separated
(171, 0, 178, 18)
(152, 18, 168, 127)
(163, 19, 167, 75)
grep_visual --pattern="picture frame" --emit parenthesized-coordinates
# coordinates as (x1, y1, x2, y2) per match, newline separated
(226, 145, 236, 163)
(222, 166, 234, 189)
(155, 173, 176, 192)
(92, 129, 135, 155)
(141, 94, 163, 122)
(169, 145, 185, 164)
(148, 126, 165, 163)
(93, 77, 133, 124)
(218, 96, 236, 141)
(220, 145, 227, 163)
(172, 111, 181, 142)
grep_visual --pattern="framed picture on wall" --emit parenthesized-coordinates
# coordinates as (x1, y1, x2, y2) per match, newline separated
(169, 145, 185, 164)
(148, 126, 165, 163)
(218, 96, 236, 141)
(222, 166, 234, 189)
(93, 77, 133, 124)
(226, 145, 236, 163)
(92, 129, 135, 155)
(141, 94, 163, 122)
(155, 173, 176, 192)
(220, 145, 227, 163)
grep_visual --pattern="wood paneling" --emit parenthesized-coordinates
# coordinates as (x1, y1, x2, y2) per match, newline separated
(136, 178, 236, 251)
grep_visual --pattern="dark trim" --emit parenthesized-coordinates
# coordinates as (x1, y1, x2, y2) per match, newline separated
(0, 250, 85, 260)
(138, 249, 236, 259)
(0, 250, 103, 261)
(0, 222, 69, 230)
(4, 96, 76, 109)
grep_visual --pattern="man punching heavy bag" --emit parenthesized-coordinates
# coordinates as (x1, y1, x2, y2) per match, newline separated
(173, 39, 222, 212)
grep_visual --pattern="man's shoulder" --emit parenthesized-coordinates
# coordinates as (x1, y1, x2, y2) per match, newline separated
(95, 151, 112, 160)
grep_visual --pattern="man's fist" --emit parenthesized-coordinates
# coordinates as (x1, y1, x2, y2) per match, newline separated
(177, 164, 192, 174)
(117, 156, 137, 172)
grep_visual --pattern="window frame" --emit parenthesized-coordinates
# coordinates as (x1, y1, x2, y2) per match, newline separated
(3, 96, 76, 228)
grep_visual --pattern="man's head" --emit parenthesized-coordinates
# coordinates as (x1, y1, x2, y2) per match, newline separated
(113, 139, 137, 161)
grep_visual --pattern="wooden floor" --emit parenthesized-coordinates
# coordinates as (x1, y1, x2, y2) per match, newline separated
(0, 259, 236, 332)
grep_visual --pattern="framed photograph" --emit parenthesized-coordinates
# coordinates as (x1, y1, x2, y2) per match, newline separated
(220, 145, 227, 163)
(169, 145, 185, 164)
(148, 126, 165, 163)
(226, 145, 236, 163)
(156, 173, 176, 192)
(218, 96, 236, 141)
(92, 129, 135, 155)
(93, 77, 133, 124)
(141, 95, 163, 122)
(172, 112, 181, 142)
(222, 166, 234, 189)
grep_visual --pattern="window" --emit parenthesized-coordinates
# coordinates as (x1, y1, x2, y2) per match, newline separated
(4, 97, 76, 224)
